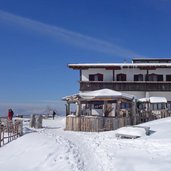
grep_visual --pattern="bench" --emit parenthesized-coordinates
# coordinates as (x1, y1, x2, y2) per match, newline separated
(115, 125, 151, 139)
(115, 133, 140, 139)
(132, 126, 150, 135)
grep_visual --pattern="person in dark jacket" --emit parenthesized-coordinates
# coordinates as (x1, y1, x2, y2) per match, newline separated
(52, 111, 56, 120)
(8, 108, 14, 120)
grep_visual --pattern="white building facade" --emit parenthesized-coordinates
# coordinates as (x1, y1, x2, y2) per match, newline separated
(69, 58, 171, 105)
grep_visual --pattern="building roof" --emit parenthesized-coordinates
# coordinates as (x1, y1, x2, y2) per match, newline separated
(138, 97, 167, 103)
(68, 62, 171, 69)
(79, 89, 135, 100)
(132, 58, 171, 63)
(63, 89, 135, 102)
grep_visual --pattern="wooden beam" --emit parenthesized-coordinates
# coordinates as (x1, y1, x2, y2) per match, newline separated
(76, 102, 81, 116)
(139, 66, 156, 70)
(113, 69, 115, 81)
(80, 69, 82, 81)
(105, 66, 121, 70)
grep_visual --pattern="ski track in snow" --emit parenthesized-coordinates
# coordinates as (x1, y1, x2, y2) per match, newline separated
(39, 128, 112, 171)
(26, 118, 171, 171)
(38, 129, 85, 171)
(81, 134, 171, 171)
(37, 127, 171, 171)
(1, 117, 171, 171)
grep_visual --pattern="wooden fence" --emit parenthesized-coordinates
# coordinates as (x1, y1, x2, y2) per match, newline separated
(65, 111, 171, 132)
(66, 116, 132, 132)
(0, 119, 23, 147)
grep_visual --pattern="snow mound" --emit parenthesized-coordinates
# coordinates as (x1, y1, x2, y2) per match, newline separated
(116, 126, 146, 138)
(1, 117, 171, 171)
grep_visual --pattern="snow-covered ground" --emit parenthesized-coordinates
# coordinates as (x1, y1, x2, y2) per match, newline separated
(0, 116, 171, 171)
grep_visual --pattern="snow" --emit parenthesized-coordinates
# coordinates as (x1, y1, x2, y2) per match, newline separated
(139, 96, 167, 103)
(138, 97, 149, 102)
(69, 63, 171, 67)
(150, 97, 167, 103)
(63, 89, 134, 101)
(79, 89, 134, 100)
(1, 116, 171, 171)
(116, 126, 146, 138)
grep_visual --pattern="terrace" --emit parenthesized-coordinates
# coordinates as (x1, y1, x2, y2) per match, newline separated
(80, 81, 171, 91)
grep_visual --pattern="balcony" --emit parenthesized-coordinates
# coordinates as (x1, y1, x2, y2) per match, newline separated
(80, 81, 171, 91)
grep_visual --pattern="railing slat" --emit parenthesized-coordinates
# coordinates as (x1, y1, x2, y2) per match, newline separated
(80, 81, 171, 91)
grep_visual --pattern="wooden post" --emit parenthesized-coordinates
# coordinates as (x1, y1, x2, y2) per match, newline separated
(65, 104, 68, 116)
(35, 115, 43, 129)
(2, 126, 4, 145)
(132, 98, 136, 125)
(116, 99, 121, 117)
(113, 70, 115, 81)
(104, 101, 107, 117)
(76, 101, 81, 116)
(18, 120, 23, 136)
(30, 114, 36, 128)
(0, 125, 1, 147)
(80, 69, 82, 81)
(7, 121, 10, 143)
(146, 102, 150, 121)
(65, 102, 70, 116)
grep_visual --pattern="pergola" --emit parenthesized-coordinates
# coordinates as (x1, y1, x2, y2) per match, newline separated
(63, 89, 136, 118)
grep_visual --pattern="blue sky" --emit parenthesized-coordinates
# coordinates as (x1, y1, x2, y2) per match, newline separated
(0, 0, 171, 115)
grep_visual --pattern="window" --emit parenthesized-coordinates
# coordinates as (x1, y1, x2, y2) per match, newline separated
(89, 73, 103, 81)
(96, 73, 103, 81)
(161, 103, 166, 109)
(89, 74, 95, 81)
(117, 73, 126, 81)
(148, 74, 158, 81)
(166, 75, 171, 81)
(134, 74, 143, 81)
(147, 74, 163, 81)
(94, 103, 103, 109)
(151, 103, 158, 110)
(151, 103, 166, 110)
(91, 101, 103, 109)
(167, 102, 171, 110)
(120, 103, 130, 109)
(157, 75, 163, 81)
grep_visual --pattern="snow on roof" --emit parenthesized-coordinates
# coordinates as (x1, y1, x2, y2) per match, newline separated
(68, 63, 171, 68)
(79, 89, 134, 100)
(63, 89, 135, 101)
(62, 94, 78, 101)
(150, 97, 167, 103)
(132, 58, 171, 61)
(138, 98, 148, 102)
(138, 97, 167, 103)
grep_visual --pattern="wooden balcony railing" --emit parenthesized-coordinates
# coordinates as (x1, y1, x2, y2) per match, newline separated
(80, 81, 171, 91)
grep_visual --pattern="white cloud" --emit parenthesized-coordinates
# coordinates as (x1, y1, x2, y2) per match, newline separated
(0, 10, 143, 58)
